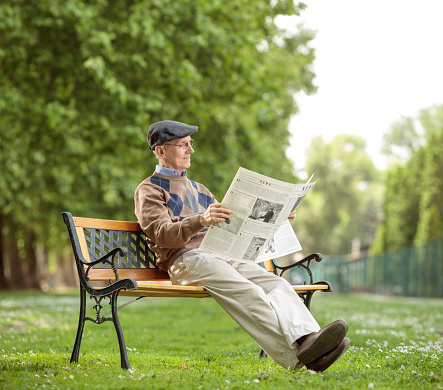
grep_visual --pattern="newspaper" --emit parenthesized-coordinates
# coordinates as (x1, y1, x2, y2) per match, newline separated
(200, 167, 318, 263)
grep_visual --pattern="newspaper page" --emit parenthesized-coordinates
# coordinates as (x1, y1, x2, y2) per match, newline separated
(200, 167, 318, 263)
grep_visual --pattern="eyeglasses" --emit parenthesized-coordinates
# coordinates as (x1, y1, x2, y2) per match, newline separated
(164, 140, 194, 150)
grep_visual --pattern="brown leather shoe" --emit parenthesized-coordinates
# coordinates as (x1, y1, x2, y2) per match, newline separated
(296, 319, 348, 365)
(306, 337, 351, 372)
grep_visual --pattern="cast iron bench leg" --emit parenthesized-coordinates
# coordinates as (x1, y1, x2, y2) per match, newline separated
(111, 290, 131, 369)
(71, 288, 86, 363)
(304, 292, 313, 311)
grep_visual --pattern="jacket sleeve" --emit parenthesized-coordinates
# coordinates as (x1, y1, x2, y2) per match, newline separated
(134, 182, 205, 249)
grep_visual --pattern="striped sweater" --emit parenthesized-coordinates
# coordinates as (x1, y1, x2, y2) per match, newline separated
(134, 172, 215, 271)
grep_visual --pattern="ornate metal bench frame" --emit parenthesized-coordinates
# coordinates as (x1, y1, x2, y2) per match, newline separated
(62, 211, 332, 369)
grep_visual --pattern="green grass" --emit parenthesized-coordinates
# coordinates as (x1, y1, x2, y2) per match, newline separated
(0, 291, 442, 389)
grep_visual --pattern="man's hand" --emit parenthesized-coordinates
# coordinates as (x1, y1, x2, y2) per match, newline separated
(288, 209, 297, 222)
(200, 203, 234, 227)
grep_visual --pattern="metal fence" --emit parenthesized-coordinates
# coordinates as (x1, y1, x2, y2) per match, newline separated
(295, 238, 443, 298)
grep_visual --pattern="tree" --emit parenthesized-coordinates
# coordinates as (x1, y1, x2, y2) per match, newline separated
(0, 0, 316, 289)
(371, 151, 424, 253)
(373, 105, 443, 253)
(381, 116, 422, 161)
(293, 135, 382, 255)
(381, 105, 443, 163)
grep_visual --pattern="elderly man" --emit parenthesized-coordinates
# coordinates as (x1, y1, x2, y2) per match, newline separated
(134, 120, 350, 371)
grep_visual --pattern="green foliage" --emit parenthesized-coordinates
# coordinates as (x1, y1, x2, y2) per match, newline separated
(0, 1, 315, 269)
(414, 130, 443, 244)
(294, 135, 382, 255)
(381, 115, 422, 160)
(373, 105, 443, 253)
(374, 153, 423, 252)
(381, 105, 443, 163)
(1, 292, 442, 389)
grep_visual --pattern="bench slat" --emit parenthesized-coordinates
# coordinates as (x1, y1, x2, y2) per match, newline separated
(88, 268, 170, 281)
(136, 283, 207, 292)
(76, 226, 92, 262)
(292, 285, 330, 293)
(73, 216, 141, 231)
(119, 290, 211, 298)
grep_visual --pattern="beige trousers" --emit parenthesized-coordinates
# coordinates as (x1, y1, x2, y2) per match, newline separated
(168, 249, 320, 369)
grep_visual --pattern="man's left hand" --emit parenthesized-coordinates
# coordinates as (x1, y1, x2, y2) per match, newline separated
(288, 209, 297, 222)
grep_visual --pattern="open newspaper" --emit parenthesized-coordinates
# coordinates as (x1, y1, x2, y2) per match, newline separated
(200, 167, 318, 263)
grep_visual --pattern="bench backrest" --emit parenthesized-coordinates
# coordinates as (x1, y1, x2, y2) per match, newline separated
(62, 212, 170, 282)
(63, 211, 275, 282)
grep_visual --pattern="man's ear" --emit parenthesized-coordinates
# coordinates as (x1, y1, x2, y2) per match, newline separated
(155, 145, 164, 156)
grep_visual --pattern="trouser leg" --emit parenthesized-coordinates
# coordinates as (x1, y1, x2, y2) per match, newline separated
(232, 260, 321, 347)
(168, 249, 320, 370)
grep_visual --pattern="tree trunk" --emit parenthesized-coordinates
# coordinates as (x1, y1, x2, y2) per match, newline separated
(27, 229, 40, 289)
(0, 214, 9, 290)
(62, 252, 77, 287)
(8, 226, 29, 290)
(37, 244, 50, 292)
(55, 254, 68, 290)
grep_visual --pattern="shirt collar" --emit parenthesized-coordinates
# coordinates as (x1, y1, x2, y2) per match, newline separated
(155, 164, 187, 177)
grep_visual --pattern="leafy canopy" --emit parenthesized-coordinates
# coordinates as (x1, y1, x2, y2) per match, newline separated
(0, 1, 315, 250)
(293, 134, 382, 255)
(373, 105, 443, 253)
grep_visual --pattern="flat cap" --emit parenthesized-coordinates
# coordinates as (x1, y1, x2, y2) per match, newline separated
(147, 120, 198, 150)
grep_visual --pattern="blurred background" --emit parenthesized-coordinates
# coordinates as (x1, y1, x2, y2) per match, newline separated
(1, 0, 442, 297)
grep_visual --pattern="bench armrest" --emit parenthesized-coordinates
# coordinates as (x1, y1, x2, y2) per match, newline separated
(271, 252, 323, 285)
(84, 247, 127, 283)
(83, 247, 140, 297)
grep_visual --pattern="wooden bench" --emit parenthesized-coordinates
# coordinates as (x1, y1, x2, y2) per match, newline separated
(62, 211, 332, 369)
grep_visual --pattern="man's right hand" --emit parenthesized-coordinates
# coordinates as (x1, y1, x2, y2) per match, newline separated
(200, 203, 234, 227)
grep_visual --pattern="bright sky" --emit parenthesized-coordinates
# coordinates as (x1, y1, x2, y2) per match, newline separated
(280, 0, 443, 173)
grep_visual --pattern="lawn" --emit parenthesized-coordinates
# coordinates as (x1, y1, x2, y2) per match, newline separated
(0, 291, 442, 389)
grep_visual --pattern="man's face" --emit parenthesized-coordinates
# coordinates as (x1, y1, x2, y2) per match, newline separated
(157, 136, 194, 174)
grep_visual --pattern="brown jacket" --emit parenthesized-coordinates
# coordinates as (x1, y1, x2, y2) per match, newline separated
(134, 172, 216, 270)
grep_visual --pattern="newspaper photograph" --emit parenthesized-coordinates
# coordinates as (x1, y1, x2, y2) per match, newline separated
(200, 167, 318, 263)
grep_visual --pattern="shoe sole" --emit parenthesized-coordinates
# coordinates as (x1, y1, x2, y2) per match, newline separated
(296, 319, 348, 364)
(306, 337, 351, 372)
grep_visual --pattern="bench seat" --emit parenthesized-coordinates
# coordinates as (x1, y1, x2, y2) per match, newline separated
(116, 282, 331, 298)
